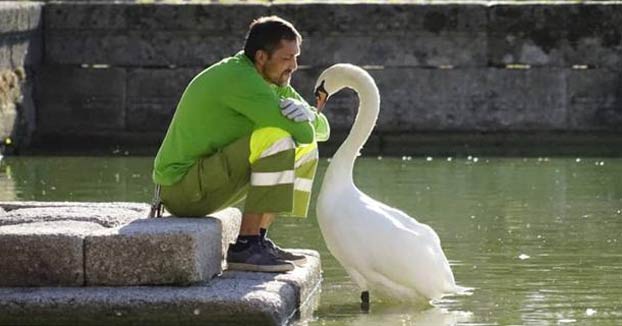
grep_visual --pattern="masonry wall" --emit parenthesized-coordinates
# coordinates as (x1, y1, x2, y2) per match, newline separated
(0, 2, 42, 153)
(3, 2, 622, 155)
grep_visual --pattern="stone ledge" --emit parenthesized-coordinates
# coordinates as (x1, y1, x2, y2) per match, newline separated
(0, 203, 149, 227)
(0, 202, 241, 286)
(85, 217, 224, 286)
(0, 252, 321, 326)
(0, 220, 104, 287)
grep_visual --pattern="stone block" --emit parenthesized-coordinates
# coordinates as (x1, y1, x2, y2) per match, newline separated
(0, 32, 41, 69)
(562, 5, 622, 69)
(488, 5, 622, 69)
(84, 208, 241, 286)
(44, 3, 130, 30)
(0, 2, 43, 34)
(467, 68, 568, 131)
(222, 249, 322, 304)
(45, 30, 243, 66)
(301, 33, 487, 67)
(10, 32, 42, 68)
(0, 221, 104, 286)
(45, 3, 268, 32)
(123, 4, 268, 32)
(126, 67, 201, 131)
(277, 4, 488, 67)
(298, 66, 568, 132)
(0, 251, 321, 326)
(37, 65, 126, 132)
(0, 204, 148, 228)
(567, 69, 622, 131)
(272, 4, 487, 36)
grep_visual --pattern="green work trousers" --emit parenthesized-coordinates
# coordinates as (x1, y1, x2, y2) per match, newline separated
(160, 127, 319, 218)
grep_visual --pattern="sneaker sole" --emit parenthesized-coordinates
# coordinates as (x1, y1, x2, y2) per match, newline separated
(227, 262, 295, 273)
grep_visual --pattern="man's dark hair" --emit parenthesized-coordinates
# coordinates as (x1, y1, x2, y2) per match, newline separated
(243, 16, 302, 63)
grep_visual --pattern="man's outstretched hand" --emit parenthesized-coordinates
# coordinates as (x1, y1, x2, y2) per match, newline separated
(280, 98, 316, 123)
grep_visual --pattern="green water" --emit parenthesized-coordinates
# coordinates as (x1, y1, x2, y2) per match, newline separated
(1, 156, 621, 325)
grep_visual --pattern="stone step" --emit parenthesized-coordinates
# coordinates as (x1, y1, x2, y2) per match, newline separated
(0, 250, 321, 326)
(0, 202, 241, 286)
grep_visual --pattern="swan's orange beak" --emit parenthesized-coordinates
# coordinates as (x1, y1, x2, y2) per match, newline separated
(314, 80, 328, 112)
(315, 91, 327, 113)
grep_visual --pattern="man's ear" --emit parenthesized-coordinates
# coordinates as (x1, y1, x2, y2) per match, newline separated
(255, 50, 268, 67)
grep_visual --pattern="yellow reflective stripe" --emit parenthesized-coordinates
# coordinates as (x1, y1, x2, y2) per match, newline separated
(259, 137, 295, 159)
(295, 142, 318, 161)
(295, 147, 318, 168)
(294, 178, 313, 192)
(251, 170, 295, 186)
(249, 127, 292, 164)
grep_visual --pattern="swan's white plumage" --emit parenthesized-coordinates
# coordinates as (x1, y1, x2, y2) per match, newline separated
(315, 64, 458, 302)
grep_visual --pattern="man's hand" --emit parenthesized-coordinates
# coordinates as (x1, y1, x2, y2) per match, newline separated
(280, 98, 316, 123)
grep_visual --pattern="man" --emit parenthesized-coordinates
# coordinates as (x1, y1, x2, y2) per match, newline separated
(152, 16, 330, 273)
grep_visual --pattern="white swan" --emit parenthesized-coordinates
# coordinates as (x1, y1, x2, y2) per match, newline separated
(314, 64, 459, 304)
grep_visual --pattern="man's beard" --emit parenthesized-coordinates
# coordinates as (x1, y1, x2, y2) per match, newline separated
(276, 71, 292, 86)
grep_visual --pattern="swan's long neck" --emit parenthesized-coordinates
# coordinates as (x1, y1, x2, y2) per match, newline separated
(326, 72, 380, 185)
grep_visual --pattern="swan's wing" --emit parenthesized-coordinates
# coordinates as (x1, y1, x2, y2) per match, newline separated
(360, 192, 442, 245)
(357, 193, 456, 298)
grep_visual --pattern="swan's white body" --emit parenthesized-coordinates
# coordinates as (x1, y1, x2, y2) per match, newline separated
(315, 64, 458, 302)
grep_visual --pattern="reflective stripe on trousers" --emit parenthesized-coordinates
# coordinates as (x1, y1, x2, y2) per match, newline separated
(245, 127, 319, 217)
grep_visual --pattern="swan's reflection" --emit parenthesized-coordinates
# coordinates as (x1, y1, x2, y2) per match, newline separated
(302, 301, 471, 326)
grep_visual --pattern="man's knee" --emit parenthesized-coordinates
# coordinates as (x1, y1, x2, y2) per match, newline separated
(249, 127, 296, 164)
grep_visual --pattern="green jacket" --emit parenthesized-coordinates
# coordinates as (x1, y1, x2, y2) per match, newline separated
(153, 52, 330, 186)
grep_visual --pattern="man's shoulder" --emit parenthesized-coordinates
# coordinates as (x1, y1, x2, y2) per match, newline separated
(204, 54, 257, 83)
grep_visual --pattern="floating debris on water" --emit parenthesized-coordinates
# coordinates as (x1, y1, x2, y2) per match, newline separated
(518, 254, 530, 260)
(585, 308, 597, 316)
(447, 157, 453, 161)
(426, 156, 433, 161)
(558, 318, 577, 324)
(576, 158, 581, 163)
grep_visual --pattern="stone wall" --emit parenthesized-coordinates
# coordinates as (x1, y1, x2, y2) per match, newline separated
(4, 2, 622, 154)
(0, 2, 42, 154)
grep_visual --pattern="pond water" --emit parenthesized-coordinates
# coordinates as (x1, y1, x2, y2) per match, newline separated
(1, 156, 621, 325)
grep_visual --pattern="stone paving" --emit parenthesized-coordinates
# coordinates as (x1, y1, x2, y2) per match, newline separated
(0, 201, 321, 325)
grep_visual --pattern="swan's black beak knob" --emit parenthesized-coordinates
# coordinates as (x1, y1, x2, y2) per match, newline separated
(314, 80, 328, 112)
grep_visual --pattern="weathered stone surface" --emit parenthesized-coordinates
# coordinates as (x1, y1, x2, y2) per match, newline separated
(0, 203, 149, 227)
(8, 32, 42, 68)
(272, 4, 487, 36)
(301, 33, 487, 67)
(37, 65, 126, 132)
(45, 3, 268, 32)
(46, 30, 244, 66)
(0, 2, 43, 34)
(85, 208, 240, 286)
(126, 68, 200, 131)
(222, 249, 321, 306)
(0, 251, 321, 326)
(488, 5, 622, 69)
(213, 208, 242, 261)
(567, 69, 622, 131)
(0, 220, 104, 286)
(296, 67, 568, 132)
